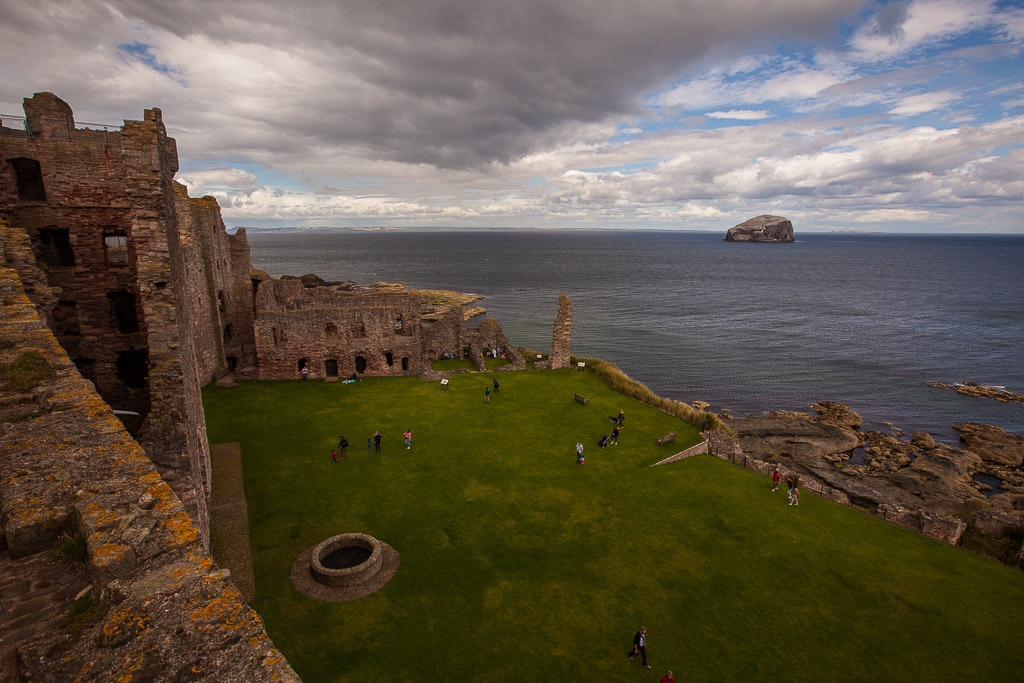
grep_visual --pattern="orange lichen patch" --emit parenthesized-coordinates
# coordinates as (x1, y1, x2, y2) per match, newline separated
(91, 542, 132, 568)
(160, 510, 199, 545)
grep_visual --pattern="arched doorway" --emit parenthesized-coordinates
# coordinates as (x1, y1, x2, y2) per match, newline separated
(354, 356, 367, 374)
(325, 359, 339, 378)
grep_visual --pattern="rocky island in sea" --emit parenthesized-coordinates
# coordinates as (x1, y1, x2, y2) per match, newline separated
(725, 214, 795, 242)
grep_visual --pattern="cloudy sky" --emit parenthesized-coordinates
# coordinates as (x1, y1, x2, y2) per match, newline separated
(2, 0, 1023, 232)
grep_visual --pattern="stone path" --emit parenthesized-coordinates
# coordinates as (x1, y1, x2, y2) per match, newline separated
(209, 442, 255, 603)
(0, 549, 90, 680)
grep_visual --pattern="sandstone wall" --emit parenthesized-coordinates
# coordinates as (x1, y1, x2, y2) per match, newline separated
(173, 184, 257, 383)
(0, 94, 223, 541)
(548, 293, 572, 369)
(254, 277, 427, 379)
(0, 220, 298, 680)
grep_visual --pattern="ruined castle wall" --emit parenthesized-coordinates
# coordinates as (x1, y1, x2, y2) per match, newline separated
(254, 278, 426, 379)
(173, 185, 257, 384)
(0, 94, 212, 543)
(0, 94, 150, 417)
(548, 293, 573, 369)
(422, 304, 465, 359)
(0, 221, 298, 680)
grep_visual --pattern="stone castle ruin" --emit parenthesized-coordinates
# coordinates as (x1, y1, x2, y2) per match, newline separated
(0, 92, 558, 678)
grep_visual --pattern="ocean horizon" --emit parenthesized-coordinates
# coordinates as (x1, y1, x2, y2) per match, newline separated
(246, 229, 1024, 444)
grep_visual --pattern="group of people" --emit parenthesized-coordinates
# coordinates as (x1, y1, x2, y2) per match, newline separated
(576, 410, 625, 464)
(332, 429, 412, 461)
(771, 467, 801, 505)
(626, 626, 674, 681)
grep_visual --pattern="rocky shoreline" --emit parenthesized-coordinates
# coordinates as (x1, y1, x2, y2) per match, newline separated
(698, 398, 1024, 565)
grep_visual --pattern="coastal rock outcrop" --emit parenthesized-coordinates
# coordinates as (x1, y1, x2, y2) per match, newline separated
(725, 214, 795, 242)
(730, 404, 1024, 520)
(953, 423, 1024, 467)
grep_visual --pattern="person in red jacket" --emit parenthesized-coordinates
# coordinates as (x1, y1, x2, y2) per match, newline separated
(771, 467, 782, 492)
(659, 671, 675, 683)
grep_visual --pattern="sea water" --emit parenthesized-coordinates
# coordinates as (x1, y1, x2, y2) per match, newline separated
(246, 230, 1024, 443)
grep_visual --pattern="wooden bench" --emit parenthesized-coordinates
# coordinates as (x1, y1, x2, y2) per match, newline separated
(573, 393, 589, 405)
(655, 433, 676, 447)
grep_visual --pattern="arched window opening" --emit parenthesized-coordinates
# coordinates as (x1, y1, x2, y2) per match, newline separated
(223, 324, 233, 342)
(325, 322, 338, 339)
(385, 351, 394, 366)
(401, 357, 409, 371)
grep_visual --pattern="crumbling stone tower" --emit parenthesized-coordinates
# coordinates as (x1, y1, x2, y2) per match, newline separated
(0, 93, 252, 543)
(549, 293, 573, 369)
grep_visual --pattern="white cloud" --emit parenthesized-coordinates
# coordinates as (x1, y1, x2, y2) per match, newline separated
(707, 110, 771, 120)
(889, 91, 961, 116)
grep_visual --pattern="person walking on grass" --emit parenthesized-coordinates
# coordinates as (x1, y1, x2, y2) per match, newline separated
(576, 441, 585, 465)
(771, 467, 782, 492)
(404, 429, 412, 450)
(374, 430, 381, 452)
(337, 435, 349, 460)
(331, 449, 337, 463)
(367, 436, 372, 451)
(789, 484, 801, 506)
(485, 386, 490, 403)
(493, 378, 500, 394)
(611, 424, 621, 445)
(627, 626, 650, 669)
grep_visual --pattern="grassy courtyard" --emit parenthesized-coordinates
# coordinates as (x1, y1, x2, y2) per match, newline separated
(202, 368, 1024, 682)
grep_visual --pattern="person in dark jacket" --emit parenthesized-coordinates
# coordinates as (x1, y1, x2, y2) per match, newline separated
(337, 435, 348, 460)
(627, 626, 650, 668)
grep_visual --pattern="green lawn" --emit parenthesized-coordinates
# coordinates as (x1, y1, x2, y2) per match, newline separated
(202, 369, 1024, 682)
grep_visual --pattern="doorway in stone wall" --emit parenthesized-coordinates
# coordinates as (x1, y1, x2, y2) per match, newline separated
(297, 358, 308, 378)
(385, 351, 394, 367)
(354, 356, 367, 374)
(401, 357, 409, 371)
(226, 356, 238, 372)
(325, 359, 338, 378)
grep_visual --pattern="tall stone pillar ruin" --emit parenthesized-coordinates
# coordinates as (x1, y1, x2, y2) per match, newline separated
(549, 293, 572, 369)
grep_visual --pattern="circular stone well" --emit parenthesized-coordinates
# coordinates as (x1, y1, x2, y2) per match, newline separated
(292, 533, 399, 602)
(312, 533, 382, 587)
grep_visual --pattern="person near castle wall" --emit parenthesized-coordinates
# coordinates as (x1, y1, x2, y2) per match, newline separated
(374, 430, 382, 452)
(772, 468, 782, 492)
(404, 430, 412, 449)
(789, 485, 801, 506)
(628, 627, 650, 668)
(301, 364, 308, 380)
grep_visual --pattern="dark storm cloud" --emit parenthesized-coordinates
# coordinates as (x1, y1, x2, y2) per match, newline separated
(107, 0, 866, 168)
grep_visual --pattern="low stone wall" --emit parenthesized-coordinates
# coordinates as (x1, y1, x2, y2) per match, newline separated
(649, 439, 709, 467)
(701, 428, 973, 548)
(0, 223, 298, 680)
